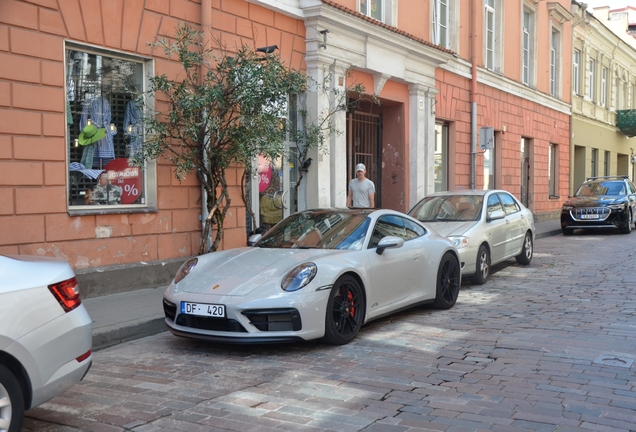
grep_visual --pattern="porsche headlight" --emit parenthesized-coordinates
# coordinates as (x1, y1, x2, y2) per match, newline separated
(281, 263, 317, 292)
(448, 236, 469, 249)
(173, 257, 198, 284)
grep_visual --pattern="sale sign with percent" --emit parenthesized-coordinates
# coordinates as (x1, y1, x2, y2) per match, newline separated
(104, 158, 143, 204)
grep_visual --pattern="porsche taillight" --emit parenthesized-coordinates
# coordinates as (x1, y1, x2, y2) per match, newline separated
(48, 277, 82, 312)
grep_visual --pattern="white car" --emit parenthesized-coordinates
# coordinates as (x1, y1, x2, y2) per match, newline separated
(163, 208, 461, 345)
(0, 255, 93, 432)
(408, 190, 535, 284)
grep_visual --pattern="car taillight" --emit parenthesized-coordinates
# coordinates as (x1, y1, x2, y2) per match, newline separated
(48, 276, 81, 312)
(76, 350, 92, 363)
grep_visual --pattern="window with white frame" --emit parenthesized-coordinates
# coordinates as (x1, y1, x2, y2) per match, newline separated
(485, 0, 496, 71)
(632, 83, 636, 108)
(573, 49, 580, 95)
(550, 28, 560, 97)
(612, 71, 617, 110)
(522, 8, 535, 86)
(433, 0, 449, 48)
(65, 44, 155, 211)
(549, 143, 558, 197)
(622, 78, 628, 109)
(360, 0, 395, 25)
(588, 59, 595, 101)
(601, 66, 608, 107)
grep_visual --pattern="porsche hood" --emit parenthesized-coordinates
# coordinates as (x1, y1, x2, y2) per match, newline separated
(171, 247, 341, 296)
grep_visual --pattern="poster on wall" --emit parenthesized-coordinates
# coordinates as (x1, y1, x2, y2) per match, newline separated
(103, 158, 142, 204)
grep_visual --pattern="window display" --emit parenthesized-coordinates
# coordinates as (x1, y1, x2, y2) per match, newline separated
(66, 47, 146, 208)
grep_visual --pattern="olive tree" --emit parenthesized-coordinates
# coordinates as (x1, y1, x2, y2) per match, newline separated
(135, 24, 305, 254)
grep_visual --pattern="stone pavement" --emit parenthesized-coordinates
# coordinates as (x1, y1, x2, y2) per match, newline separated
(23, 221, 636, 431)
(84, 219, 563, 351)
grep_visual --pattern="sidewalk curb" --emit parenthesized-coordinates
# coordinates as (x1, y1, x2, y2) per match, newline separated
(93, 317, 166, 351)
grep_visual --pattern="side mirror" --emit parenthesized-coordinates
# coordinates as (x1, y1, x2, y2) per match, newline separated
(248, 233, 262, 246)
(487, 209, 505, 222)
(376, 236, 404, 255)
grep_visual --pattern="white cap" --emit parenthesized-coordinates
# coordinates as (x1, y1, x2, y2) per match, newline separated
(355, 163, 366, 172)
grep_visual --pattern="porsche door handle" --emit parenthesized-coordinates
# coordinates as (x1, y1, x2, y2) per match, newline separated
(412, 253, 421, 261)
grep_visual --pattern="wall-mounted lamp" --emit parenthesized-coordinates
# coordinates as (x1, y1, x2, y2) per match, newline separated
(86, 118, 93, 125)
(74, 138, 79, 148)
(318, 29, 329, 50)
(256, 45, 278, 54)
(109, 123, 117, 134)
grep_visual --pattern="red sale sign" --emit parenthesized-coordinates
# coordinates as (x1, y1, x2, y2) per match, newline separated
(104, 158, 142, 204)
(258, 155, 272, 194)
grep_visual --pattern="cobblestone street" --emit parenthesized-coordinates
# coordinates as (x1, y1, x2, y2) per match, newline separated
(23, 232, 636, 432)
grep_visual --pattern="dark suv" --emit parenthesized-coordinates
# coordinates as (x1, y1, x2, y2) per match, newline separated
(561, 176, 636, 235)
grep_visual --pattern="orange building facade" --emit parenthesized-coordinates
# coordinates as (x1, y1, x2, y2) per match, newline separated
(1, 0, 573, 270)
(0, 0, 306, 268)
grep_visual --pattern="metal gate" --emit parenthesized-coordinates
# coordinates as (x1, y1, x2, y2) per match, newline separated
(347, 111, 381, 207)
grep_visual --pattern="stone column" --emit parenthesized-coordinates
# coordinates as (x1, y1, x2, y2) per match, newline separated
(408, 84, 438, 207)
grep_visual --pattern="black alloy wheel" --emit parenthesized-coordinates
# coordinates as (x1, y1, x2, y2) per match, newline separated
(322, 275, 365, 345)
(432, 252, 461, 309)
(471, 244, 490, 285)
(0, 363, 24, 432)
(515, 231, 533, 265)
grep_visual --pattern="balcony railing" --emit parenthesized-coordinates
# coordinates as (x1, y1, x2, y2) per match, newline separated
(617, 109, 636, 137)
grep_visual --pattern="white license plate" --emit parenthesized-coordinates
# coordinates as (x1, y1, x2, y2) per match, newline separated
(181, 302, 226, 318)
(580, 214, 599, 219)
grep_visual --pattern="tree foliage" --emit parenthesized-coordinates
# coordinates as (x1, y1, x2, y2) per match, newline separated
(135, 23, 305, 254)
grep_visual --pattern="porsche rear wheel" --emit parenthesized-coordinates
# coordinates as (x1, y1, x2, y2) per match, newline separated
(0, 364, 24, 432)
(432, 253, 460, 309)
(322, 275, 365, 345)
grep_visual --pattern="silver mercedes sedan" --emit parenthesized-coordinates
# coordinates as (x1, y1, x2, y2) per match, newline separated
(408, 190, 535, 285)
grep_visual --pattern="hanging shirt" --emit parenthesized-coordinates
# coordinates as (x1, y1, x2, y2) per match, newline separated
(80, 96, 115, 161)
(124, 100, 142, 159)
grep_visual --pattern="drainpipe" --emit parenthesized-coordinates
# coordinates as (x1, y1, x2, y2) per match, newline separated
(201, 0, 212, 250)
(470, 0, 478, 190)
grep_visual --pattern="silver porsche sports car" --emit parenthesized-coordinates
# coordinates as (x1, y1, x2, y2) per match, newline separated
(163, 208, 461, 345)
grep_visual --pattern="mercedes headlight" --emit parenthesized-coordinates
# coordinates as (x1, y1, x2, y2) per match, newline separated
(448, 236, 469, 249)
(281, 263, 317, 292)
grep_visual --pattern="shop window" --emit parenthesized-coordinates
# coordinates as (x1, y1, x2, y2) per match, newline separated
(549, 143, 558, 197)
(65, 45, 155, 213)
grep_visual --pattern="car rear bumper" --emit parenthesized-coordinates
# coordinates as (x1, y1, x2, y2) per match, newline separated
(8, 305, 93, 408)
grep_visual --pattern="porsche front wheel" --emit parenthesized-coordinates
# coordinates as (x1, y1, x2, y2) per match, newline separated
(322, 275, 365, 345)
(433, 253, 461, 309)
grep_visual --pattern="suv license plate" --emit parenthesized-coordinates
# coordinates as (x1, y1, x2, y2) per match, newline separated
(181, 302, 226, 318)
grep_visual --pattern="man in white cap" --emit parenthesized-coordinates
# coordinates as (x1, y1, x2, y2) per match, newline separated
(347, 163, 375, 208)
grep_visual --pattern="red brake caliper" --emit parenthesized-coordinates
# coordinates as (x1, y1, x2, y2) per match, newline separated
(347, 291, 355, 317)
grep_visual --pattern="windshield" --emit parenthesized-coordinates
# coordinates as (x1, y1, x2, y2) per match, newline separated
(575, 181, 626, 197)
(256, 210, 371, 250)
(409, 195, 483, 222)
